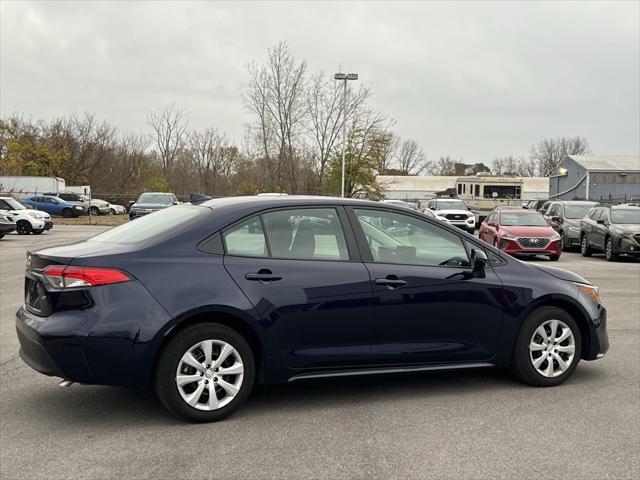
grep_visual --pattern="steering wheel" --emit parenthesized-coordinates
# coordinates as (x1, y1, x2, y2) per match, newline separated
(439, 256, 468, 267)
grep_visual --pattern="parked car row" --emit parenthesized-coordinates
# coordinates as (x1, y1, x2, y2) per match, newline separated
(0, 196, 54, 236)
(477, 200, 640, 262)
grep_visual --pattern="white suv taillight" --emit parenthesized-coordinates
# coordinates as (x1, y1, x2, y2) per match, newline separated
(43, 265, 132, 288)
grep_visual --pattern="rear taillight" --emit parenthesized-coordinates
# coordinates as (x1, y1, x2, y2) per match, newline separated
(43, 265, 132, 288)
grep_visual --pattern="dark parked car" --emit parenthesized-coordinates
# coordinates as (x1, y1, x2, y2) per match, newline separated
(523, 199, 548, 211)
(544, 201, 598, 250)
(20, 195, 84, 217)
(580, 205, 640, 261)
(0, 211, 16, 238)
(129, 192, 178, 219)
(16, 196, 609, 422)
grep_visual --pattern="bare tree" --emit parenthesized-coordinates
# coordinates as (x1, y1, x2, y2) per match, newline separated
(395, 138, 427, 175)
(306, 72, 371, 192)
(188, 127, 237, 195)
(243, 42, 307, 192)
(492, 156, 520, 175)
(433, 156, 459, 176)
(147, 105, 189, 176)
(529, 136, 590, 176)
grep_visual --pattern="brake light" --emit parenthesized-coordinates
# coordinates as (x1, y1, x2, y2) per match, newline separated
(43, 265, 132, 288)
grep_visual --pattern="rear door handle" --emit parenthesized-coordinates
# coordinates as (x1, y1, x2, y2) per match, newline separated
(245, 269, 283, 282)
(374, 276, 407, 289)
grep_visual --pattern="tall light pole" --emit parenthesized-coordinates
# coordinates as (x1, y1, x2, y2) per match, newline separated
(334, 72, 358, 197)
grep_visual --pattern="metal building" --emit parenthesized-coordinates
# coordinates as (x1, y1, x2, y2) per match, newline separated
(548, 155, 640, 203)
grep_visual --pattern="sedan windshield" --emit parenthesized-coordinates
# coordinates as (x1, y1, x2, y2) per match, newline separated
(137, 193, 173, 205)
(500, 212, 548, 226)
(564, 205, 593, 219)
(4, 198, 25, 210)
(612, 209, 640, 224)
(434, 200, 467, 210)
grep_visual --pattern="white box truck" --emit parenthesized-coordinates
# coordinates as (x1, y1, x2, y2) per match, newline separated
(0, 176, 66, 198)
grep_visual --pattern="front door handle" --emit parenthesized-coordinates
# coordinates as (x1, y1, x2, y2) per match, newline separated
(374, 276, 407, 289)
(245, 269, 283, 282)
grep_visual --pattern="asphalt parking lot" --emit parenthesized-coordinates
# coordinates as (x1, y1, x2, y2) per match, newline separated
(1, 226, 638, 479)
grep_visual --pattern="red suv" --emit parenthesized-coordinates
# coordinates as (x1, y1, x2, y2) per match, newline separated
(479, 209, 562, 261)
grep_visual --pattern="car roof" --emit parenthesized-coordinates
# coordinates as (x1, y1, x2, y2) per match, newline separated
(555, 200, 598, 205)
(200, 195, 406, 210)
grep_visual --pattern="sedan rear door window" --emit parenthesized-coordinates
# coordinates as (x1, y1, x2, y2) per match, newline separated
(223, 216, 268, 257)
(262, 208, 348, 260)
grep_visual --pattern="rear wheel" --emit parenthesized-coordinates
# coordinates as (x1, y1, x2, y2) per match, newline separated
(16, 220, 32, 235)
(580, 235, 592, 257)
(61, 208, 73, 218)
(154, 323, 255, 422)
(511, 307, 581, 387)
(89, 206, 100, 215)
(605, 238, 618, 262)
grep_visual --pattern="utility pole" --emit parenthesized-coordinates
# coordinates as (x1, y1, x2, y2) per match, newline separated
(334, 72, 358, 197)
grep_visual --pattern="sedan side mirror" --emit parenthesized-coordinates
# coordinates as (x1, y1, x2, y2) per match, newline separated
(597, 219, 606, 225)
(129, 201, 135, 207)
(470, 249, 488, 278)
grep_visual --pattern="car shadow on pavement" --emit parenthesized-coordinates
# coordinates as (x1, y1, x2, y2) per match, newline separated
(19, 364, 607, 426)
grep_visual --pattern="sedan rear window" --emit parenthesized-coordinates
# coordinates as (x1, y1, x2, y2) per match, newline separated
(89, 205, 204, 244)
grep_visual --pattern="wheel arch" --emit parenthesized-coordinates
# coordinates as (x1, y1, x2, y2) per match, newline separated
(518, 295, 592, 360)
(148, 305, 273, 385)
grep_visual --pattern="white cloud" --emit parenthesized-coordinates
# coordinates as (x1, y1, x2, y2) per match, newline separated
(1, 0, 638, 161)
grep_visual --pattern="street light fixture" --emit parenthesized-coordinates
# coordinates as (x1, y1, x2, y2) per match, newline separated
(334, 72, 358, 197)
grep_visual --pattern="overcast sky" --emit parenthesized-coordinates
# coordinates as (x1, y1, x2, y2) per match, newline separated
(1, 0, 639, 163)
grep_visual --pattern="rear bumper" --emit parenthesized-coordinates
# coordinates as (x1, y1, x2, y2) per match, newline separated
(0, 224, 16, 235)
(16, 306, 92, 381)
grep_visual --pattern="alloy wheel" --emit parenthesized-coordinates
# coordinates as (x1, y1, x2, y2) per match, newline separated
(175, 339, 244, 411)
(529, 319, 576, 378)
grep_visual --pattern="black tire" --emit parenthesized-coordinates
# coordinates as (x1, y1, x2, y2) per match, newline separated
(109, 208, 116, 215)
(559, 232, 566, 251)
(605, 237, 618, 262)
(90, 206, 100, 216)
(154, 323, 255, 423)
(549, 255, 560, 261)
(0, 235, 4, 239)
(16, 220, 32, 235)
(61, 208, 73, 218)
(32, 229, 44, 235)
(511, 306, 582, 387)
(580, 234, 592, 257)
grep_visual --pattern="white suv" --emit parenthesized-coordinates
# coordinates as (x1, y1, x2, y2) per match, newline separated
(423, 198, 476, 233)
(0, 197, 53, 235)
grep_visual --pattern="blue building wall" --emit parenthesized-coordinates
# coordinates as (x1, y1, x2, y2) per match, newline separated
(549, 157, 640, 202)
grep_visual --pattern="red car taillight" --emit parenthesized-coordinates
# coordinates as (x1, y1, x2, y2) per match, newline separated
(43, 265, 132, 288)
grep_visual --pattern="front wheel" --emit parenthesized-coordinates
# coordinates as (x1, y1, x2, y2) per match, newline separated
(154, 323, 255, 423)
(581, 235, 592, 257)
(16, 220, 32, 235)
(32, 229, 44, 235)
(548, 254, 560, 261)
(61, 208, 73, 218)
(511, 307, 581, 387)
(605, 238, 618, 262)
(89, 206, 100, 216)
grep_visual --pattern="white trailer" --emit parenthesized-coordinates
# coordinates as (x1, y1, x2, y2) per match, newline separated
(0, 176, 66, 198)
(65, 185, 91, 195)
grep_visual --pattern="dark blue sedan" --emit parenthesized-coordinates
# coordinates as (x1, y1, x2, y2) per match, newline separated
(16, 196, 609, 422)
(21, 195, 84, 217)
